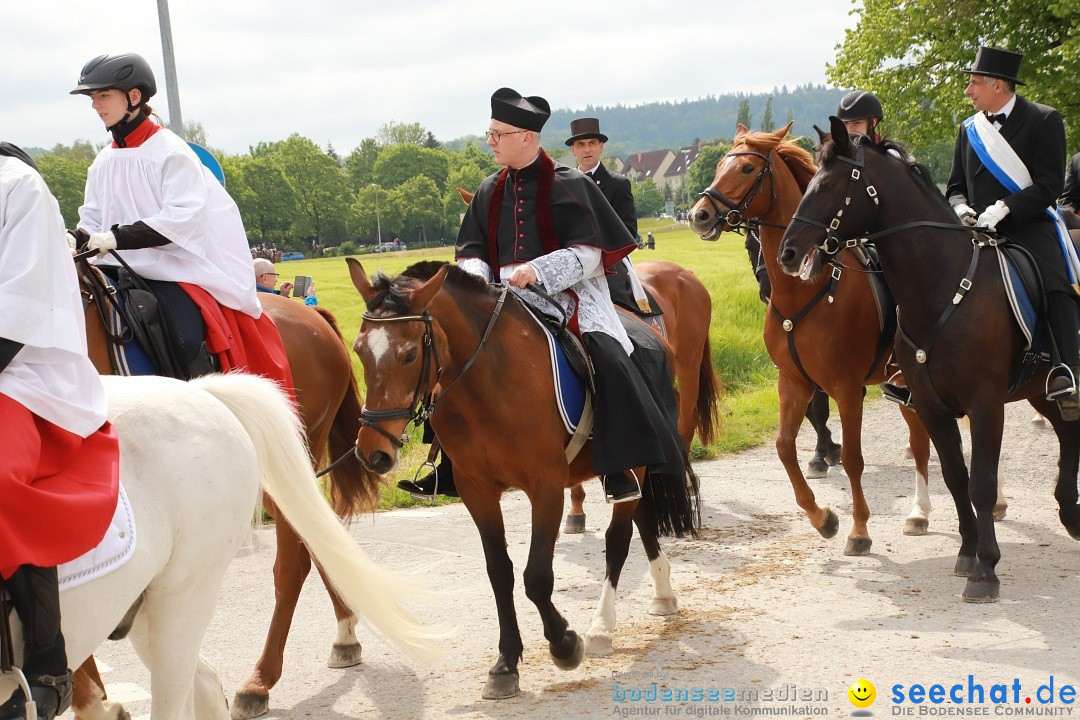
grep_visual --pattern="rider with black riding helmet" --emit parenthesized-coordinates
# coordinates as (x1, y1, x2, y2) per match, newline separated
(68, 53, 293, 391)
(835, 89, 884, 142)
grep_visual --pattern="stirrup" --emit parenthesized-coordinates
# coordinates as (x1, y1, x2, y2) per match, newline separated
(1046, 364, 1077, 401)
(398, 460, 441, 501)
(0, 668, 37, 720)
(879, 369, 913, 408)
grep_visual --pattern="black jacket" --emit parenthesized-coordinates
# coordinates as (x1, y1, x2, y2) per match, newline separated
(946, 95, 1068, 291)
(1060, 152, 1080, 213)
(588, 162, 637, 239)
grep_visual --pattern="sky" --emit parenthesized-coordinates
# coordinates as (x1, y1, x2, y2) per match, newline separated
(2, 0, 860, 156)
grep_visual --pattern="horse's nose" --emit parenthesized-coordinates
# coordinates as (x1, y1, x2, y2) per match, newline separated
(779, 246, 796, 266)
(366, 450, 395, 475)
(693, 208, 712, 223)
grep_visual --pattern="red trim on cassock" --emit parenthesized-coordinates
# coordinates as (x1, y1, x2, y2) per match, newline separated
(0, 397, 119, 579)
(112, 117, 161, 149)
(179, 283, 296, 404)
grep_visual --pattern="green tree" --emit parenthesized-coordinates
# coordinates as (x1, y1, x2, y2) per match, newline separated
(736, 99, 752, 130)
(829, 0, 1080, 157)
(634, 180, 665, 217)
(684, 143, 733, 197)
(376, 121, 431, 146)
(449, 144, 498, 177)
(354, 183, 404, 243)
(36, 154, 91, 226)
(270, 134, 352, 246)
(48, 140, 99, 163)
(344, 138, 380, 193)
(443, 161, 490, 234)
(224, 155, 298, 244)
(397, 175, 444, 245)
(371, 144, 451, 191)
(760, 97, 775, 132)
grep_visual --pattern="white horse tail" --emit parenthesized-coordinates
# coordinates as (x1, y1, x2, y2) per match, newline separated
(192, 373, 447, 664)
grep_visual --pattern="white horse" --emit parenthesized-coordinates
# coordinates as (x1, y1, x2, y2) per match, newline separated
(1, 373, 443, 720)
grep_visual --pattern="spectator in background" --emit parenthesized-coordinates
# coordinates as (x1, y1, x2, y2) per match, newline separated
(253, 258, 317, 306)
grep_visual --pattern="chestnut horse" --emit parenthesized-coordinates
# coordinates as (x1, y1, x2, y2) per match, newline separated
(75, 273, 379, 720)
(688, 123, 932, 554)
(346, 258, 700, 699)
(777, 118, 1080, 601)
(566, 259, 719, 531)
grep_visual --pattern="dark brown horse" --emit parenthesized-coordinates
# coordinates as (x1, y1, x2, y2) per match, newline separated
(688, 123, 932, 554)
(74, 274, 381, 720)
(777, 118, 1080, 601)
(346, 258, 699, 699)
(566, 259, 719, 531)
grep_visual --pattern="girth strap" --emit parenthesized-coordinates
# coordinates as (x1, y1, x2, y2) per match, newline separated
(769, 266, 840, 389)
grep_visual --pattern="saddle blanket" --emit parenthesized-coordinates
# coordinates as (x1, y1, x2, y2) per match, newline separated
(523, 311, 586, 434)
(59, 483, 136, 591)
(995, 246, 1037, 349)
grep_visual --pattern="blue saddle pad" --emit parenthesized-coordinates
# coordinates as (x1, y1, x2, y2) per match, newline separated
(532, 318, 587, 433)
(996, 247, 1038, 349)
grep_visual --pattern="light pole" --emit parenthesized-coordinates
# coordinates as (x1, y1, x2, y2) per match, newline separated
(156, 0, 185, 139)
(371, 183, 382, 249)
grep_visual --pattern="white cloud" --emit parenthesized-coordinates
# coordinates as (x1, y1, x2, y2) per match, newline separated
(1, 0, 859, 154)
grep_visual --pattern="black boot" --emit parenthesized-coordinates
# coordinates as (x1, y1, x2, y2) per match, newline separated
(0, 566, 72, 720)
(397, 454, 458, 499)
(603, 472, 642, 504)
(1048, 366, 1080, 422)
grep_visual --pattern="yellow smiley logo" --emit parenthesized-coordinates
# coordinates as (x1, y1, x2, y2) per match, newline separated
(848, 678, 876, 709)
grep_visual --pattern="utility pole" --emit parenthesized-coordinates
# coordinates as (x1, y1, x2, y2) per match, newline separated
(156, 0, 185, 139)
(371, 184, 382, 248)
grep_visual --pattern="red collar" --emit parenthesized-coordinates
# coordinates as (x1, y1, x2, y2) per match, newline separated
(112, 117, 161, 149)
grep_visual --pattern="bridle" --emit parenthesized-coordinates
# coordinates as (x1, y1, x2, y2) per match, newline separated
(790, 140, 881, 257)
(697, 148, 782, 235)
(357, 285, 508, 449)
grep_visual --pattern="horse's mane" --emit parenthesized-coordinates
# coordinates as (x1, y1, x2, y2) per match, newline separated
(367, 260, 494, 314)
(738, 130, 818, 193)
(816, 135, 953, 214)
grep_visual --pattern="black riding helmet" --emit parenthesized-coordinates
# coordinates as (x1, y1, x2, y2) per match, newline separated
(836, 90, 883, 122)
(70, 53, 157, 103)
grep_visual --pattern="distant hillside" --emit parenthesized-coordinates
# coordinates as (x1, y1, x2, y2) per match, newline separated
(446, 85, 847, 156)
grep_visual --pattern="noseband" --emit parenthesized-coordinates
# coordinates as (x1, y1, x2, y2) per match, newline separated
(790, 141, 881, 256)
(698, 149, 778, 234)
(358, 285, 508, 448)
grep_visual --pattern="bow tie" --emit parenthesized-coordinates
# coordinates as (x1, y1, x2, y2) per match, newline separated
(986, 112, 1007, 125)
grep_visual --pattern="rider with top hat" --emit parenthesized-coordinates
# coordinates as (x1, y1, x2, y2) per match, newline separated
(946, 46, 1079, 419)
(0, 143, 120, 720)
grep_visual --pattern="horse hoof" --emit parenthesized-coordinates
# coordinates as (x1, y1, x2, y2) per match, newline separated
(816, 508, 840, 539)
(482, 671, 520, 700)
(825, 444, 842, 466)
(806, 458, 828, 478)
(328, 642, 362, 668)
(993, 504, 1008, 521)
(953, 555, 976, 577)
(551, 630, 585, 670)
(649, 596, 679, 616)
(563, 514, 586, 534)
(963, 578, 1000, 603)
(903, 517, 929, 536)
(585, 632, 613, 657)
(231, 692, 270, 720)
(1030, 415, 1048, 429)
(844, 537, 873, 556)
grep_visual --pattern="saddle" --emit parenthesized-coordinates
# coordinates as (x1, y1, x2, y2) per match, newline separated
(80, 257, 217, 380)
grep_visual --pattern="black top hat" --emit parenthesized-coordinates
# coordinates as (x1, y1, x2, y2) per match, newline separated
(964, 46, 1025, 85)
(490, 88, 551, 132)
(565, 117, 609, 146)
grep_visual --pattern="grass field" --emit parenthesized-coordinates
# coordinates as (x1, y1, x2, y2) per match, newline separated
(281, 217, 781, 508)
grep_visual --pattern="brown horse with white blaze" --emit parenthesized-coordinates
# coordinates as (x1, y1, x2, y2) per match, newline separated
(74, 279, 382, 720)
(688, 123, 932, 554)
(346, 257, 700, 699)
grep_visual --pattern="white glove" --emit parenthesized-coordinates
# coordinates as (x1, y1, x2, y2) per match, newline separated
(87, 231, 117, 256)
(976, 200, 1010, 232)
(953, 202, 978, 227)
(66, 231, 79, 256)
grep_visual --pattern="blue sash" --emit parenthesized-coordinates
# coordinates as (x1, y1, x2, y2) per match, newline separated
(963, 114, 1080, 292)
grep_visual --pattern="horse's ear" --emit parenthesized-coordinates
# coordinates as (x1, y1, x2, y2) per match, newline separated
(775, 120, 795, 140)
(407, 265, 449, 312)
(813, 124, 830, 144)
(346, 257, 378, 303)
(829, 115, 851, 155)
(735, 123, 749, 138)
(457, 187, 474, 206)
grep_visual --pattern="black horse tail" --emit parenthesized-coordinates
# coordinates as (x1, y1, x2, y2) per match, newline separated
(640, 451, 701, 538)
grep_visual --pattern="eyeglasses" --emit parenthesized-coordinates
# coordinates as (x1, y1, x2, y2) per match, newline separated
(262, 272, 279, 278)
(485, 129, 526, 143)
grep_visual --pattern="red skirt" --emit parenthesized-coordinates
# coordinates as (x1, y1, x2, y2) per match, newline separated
(0, 395, 119, 579)
(179, 284, 296, 403)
